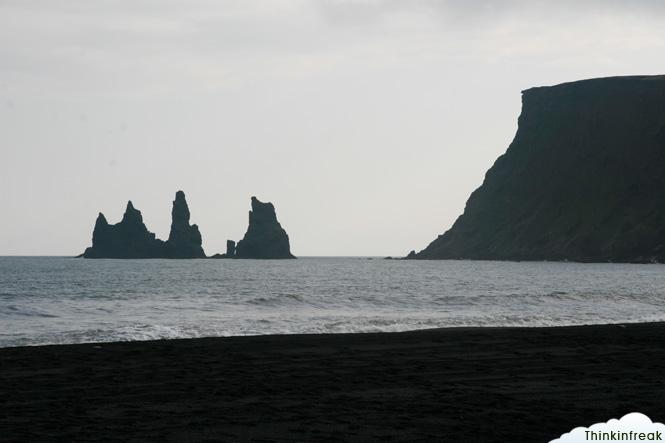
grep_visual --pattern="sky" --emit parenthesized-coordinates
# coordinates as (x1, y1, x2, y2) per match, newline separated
(2, 0, 665, 256)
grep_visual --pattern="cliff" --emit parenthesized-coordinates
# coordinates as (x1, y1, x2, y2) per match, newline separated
(412, 75, 665, 262)
(82, 191, 206, 259)
(234, 197, 296, 259)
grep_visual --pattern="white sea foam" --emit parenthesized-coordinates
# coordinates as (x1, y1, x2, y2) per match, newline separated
(1, 257, 665, 347)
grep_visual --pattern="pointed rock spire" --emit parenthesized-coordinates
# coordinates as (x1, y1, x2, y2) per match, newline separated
(95, 212, 108, 227)
(234, 196, 295, 259)
(121, 200, 143, 225)
(165, 190, 206, 258)
(168, 191, 191, 239)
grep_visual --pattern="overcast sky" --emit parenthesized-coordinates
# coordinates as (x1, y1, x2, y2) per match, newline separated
(2, 0, 665, 256)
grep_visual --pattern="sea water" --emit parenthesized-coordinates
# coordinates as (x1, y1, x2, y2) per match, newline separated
(1, 256, 665, 347)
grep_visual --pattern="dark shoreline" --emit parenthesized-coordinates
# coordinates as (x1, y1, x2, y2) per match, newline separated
(2, 323, 665, 442)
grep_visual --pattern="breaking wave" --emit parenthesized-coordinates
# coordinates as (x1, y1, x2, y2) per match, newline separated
(2, 257, 665, 347)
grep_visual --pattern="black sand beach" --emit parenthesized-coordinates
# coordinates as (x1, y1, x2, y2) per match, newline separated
(2, 323, 665, 442)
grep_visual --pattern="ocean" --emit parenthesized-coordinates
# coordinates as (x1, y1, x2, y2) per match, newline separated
(1, 256, 665, 347)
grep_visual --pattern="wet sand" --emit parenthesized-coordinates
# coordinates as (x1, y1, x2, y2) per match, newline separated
(2, 323, 665, 442)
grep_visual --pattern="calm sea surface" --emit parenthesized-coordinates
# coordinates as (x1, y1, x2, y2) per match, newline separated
(1, 257, 665, 347)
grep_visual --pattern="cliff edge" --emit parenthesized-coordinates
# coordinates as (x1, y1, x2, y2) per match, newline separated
(412, 75, 665, 262)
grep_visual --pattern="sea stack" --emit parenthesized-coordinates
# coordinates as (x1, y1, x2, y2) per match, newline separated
(82, 191, 206, 259)
(82, 201, 166, 258)
(411, 75, 665, 263)
(234, 197, 296, 259)
(165, 191, 206, 258)
(209, 240, 235, 259)
(226, 240, 236, 258)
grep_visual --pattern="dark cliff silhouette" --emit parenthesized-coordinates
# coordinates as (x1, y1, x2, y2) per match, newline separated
(82, 191, 205, 259)
(411, 75, 665, 263)
(234, 197, 295, 259)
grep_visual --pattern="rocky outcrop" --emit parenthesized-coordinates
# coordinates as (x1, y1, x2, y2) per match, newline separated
(165, 191, 205, 258)
(210, 240, 236, 259)
(411, 75, 665, 263)
(82, 201, 166, 258)
(234, 197, 295, 259)
(226, 240, 236, 258)
(81, 193, 297, 259)
(82, 191, 206, 259)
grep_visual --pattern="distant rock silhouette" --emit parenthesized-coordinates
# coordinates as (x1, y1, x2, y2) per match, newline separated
(82, 201, 166, 258)
(210, 240, 236, 259)
(410, 75, 665, 263)
(82, 191, 206, 259)
(226, 240, 236, 258)
(81, 193, 298, 259)
(165, 191, 205, 258)
(234, 197, 295, 259)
